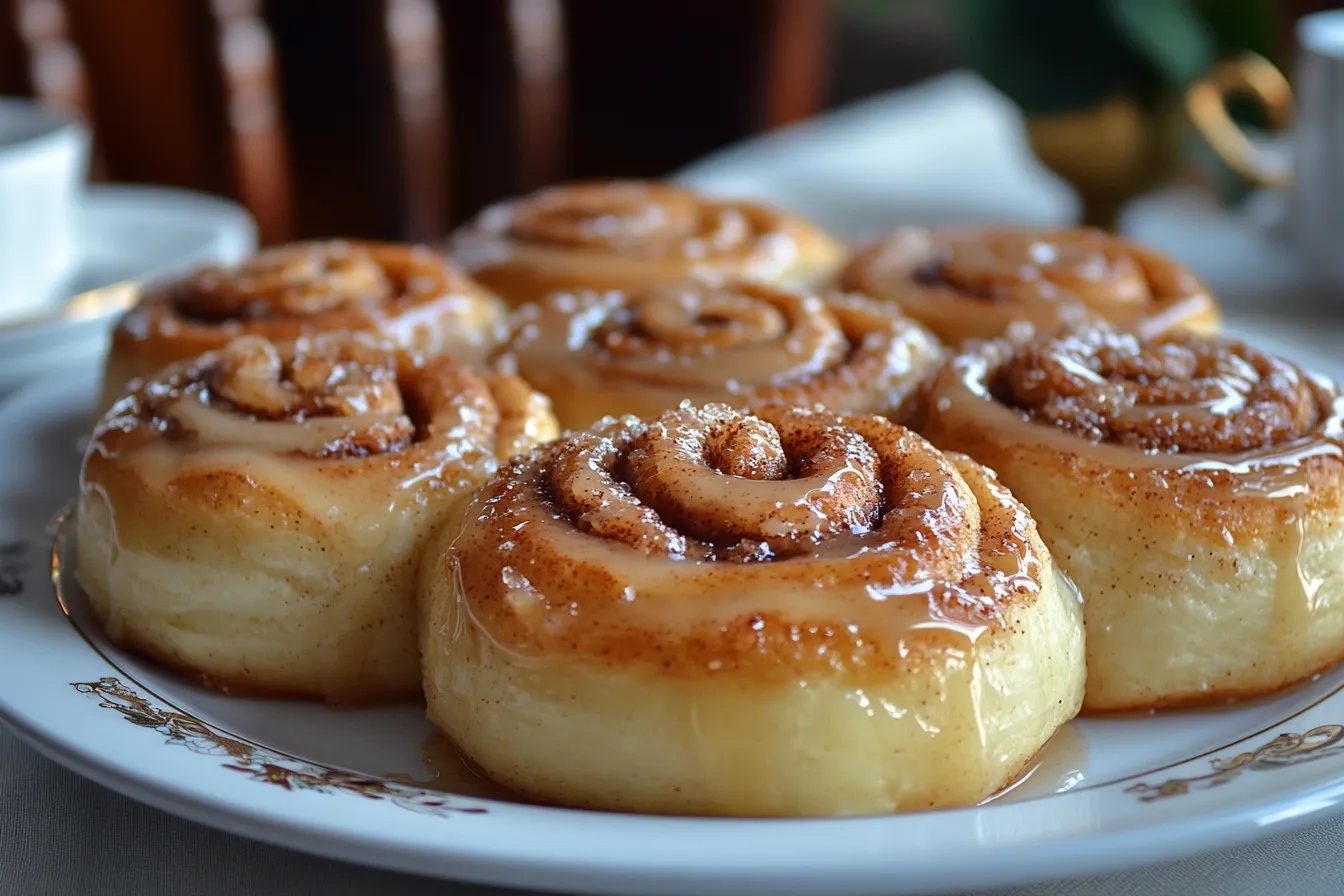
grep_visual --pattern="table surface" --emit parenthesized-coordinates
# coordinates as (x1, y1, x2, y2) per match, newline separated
(5, 71, 1344, 896)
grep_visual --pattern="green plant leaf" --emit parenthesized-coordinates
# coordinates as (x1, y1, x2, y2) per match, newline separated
(1195, 0, 1280, 60)
(949, 0, 1148, 113)
(1105, 0, 1217, 87)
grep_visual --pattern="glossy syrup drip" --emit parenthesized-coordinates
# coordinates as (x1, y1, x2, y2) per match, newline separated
(982, 720, 1089, 803)
(450, 403, 1054, 674)
(387, 732, 524, 802)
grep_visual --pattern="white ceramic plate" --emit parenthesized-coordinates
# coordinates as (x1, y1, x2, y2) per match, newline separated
(1, 330, 1343, 896)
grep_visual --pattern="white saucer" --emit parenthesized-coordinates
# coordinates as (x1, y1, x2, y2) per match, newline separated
(0, 184, 256, 396)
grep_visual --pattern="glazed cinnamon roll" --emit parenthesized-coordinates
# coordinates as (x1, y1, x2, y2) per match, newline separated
(76, 333, 557, 704)
(840, 227, 1220, 345)
(921, 324, 1344, 712)
(420, 404, 1085, 816)
(498, 282, 945, 430)
(96, 240, 508, 416)
(448, 180, 848, 307)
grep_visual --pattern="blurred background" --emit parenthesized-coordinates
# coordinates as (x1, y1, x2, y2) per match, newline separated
(3, 0, 1335, 247)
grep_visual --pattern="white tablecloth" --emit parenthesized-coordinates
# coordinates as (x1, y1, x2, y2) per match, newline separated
(4, 71, 1344, 896)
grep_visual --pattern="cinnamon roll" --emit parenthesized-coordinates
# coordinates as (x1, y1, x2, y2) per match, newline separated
(76, 333, 557, 704)
(921, 324, 1344, 712)
(448, 180, 848, 307)
(420, 404, 1085, 816)
(498, 282, 945, 430)
(840, 227, 1220, 345)
(96, 240, 508, 416)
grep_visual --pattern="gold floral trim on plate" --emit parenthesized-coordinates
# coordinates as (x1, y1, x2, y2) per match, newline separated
(1126, 725, 1344, 802)
(71, 676, 487, 817)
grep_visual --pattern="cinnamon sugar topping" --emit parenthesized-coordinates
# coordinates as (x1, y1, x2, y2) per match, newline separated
(992, 327, 1327, 452)
(914, 230, 1151, 307)
(839, 226, 1218, 344)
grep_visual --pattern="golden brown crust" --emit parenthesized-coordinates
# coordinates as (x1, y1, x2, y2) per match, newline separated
(98, 240, 507, 414)
(442, 403, 1053, 681)
(840, 227, 1220, 345)
(497, 282, 945, 430)
(447, 180, 848, 307)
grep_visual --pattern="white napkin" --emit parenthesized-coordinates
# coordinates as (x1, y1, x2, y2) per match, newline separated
(677, 72, 1078, 239)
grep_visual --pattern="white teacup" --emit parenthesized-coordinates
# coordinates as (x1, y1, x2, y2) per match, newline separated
(1187, 9, 1344, 290)
(0, 99, 90, 318)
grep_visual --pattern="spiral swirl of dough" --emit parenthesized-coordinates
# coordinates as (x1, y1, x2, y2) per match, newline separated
(989, 327, 1326, 453)
(920, 323, 1344, 712)
(840, 226, 1219, 344)
(97, 240, 507, 416)
(448, 403, 1051, 672)
(500, 282, 944, 429)
(448, 180, 848, 307)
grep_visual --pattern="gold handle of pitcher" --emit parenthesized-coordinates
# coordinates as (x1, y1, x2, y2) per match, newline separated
(1186, 53, 1294, 188)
